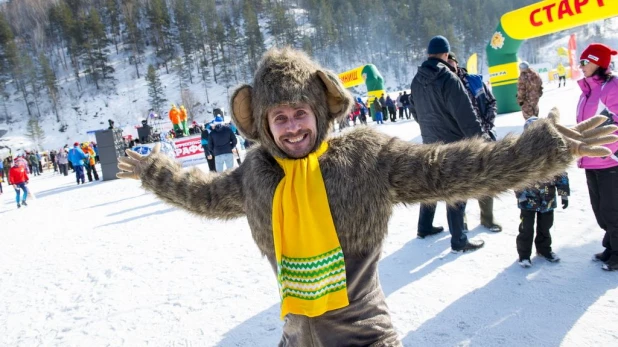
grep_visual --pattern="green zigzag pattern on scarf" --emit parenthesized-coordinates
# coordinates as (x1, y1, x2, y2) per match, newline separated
(278, 247, 347, 300)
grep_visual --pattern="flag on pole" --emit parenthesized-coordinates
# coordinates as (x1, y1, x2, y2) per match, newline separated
(568, 34, 579, 79)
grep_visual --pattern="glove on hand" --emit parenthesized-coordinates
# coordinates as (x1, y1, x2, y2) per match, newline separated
(548, 108, 618, 157)
(561, 197, 568, 209)
(117, 143, 160, 180)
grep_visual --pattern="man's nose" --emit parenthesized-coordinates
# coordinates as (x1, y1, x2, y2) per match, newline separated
(286, 117, 301, 132)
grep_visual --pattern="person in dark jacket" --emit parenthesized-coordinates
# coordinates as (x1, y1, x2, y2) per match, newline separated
(448, 53, 502, 233)
(380, 94, 388, 120)
(28, 152, 40, 176)
(201, 121, 216, 172)
(515, 117, 570, 267)
(410, 35, 485, 253)
(385, 95, 396, 122)
(207, 116, 238, 172)
(400, 91, 410, 119)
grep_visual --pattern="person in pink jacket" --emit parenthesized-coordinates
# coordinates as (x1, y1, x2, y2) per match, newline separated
(577, 43, 618, 271)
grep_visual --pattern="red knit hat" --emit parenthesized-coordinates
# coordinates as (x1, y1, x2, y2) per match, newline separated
(580, 43, 617, 69)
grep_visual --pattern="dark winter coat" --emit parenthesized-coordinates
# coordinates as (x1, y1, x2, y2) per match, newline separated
(410, 57, 483, 144)
(28, 153, 39, 165)
(208, 124, 237, 156)
(400, 93, 410, 107)
(379, 96, 388, 112)
(385, 96, 395, 108)
(516, 173, 570, 213)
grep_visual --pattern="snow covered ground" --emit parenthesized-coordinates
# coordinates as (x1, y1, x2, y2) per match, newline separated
(1, 83, 616, 347)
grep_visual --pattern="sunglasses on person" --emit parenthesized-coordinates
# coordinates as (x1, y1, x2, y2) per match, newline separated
(580, 59, 591, 66)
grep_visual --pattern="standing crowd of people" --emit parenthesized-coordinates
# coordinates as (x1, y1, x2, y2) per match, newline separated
(0, 141, 101, 208)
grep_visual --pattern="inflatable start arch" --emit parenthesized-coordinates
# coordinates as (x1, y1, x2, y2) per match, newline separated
(487, 0, 618, 113)
(338, 65, 386, 104)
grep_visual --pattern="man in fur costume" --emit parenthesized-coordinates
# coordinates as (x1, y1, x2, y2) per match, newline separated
(116, 47, 618, 346)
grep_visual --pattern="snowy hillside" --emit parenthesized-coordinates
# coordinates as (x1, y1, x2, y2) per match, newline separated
(0, 82, 616, 347)
(1, 13, 618, 157)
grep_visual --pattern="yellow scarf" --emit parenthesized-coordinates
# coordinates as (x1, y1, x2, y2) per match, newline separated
(272, 142, 349, 319)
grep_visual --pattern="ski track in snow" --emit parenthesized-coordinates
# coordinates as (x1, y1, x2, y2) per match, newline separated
(0, 84, 616, 346)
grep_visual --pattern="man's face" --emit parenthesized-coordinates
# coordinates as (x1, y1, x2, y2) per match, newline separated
(267, 103, 318, 158)
(580, 59, 599, 78)
(448, 59, 458, 70)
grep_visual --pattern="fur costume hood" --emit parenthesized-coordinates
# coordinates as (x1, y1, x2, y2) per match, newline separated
(229, 47, 353, 159)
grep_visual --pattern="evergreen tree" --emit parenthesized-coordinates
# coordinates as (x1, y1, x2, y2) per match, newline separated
(48, 1, 84, 91)
(147, 0, 174, 73)
(173, 0, 195, 84)
(26, 116, 45, 149)
(0, 79, 11, 124)
(24, 54, 42, 118)
(268, 3, 297, 47)
(200, 57, 211, 103)
(2, 38, 32, 117)
(146, 64, 167, 115)
(39, 54, 60, 123)
(83, 9, 114, 90)
(171, 57, 189, 94)
(104, 0, 122, 54)
(242, 0, 265, 74)
(123, 0, 145, 79)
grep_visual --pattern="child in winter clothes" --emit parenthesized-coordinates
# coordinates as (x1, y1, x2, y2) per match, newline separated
(372, 98, 384, 124)
(516, 117, 570, 267)
(356, 97, 368, 125)
(8, 160, 29, 207)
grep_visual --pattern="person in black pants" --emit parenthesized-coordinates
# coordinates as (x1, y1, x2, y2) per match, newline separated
(515, 118, 570, 267)
(516, 172, 569, 267)
(576, 42, 618, 271)
(201, 122, 216, 172)
(410, 35, 485, 253)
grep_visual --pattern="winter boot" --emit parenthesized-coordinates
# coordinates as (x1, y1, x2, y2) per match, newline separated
(482, 223, 503, 232)
(417, 226, 445, 239)
(537, 251, 560, 263)
(17, 203, 21, 208)
(593, 249, 612, 263)
(21, 200, 27, 206)
(451, 239, 485, 253)
(519, 258, 532, 268)
(602, 255, 618, 271)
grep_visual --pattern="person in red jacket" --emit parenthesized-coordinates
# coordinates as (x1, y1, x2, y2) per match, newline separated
(8, 160, 29, 208)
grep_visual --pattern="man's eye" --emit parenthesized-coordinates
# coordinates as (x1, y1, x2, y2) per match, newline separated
(296, 110, 306, 117)
(275, 116, 286, 123)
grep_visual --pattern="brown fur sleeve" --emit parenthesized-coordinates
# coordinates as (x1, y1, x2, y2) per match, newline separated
(138, 153, 245, 220)
(379, 119, 574, 205)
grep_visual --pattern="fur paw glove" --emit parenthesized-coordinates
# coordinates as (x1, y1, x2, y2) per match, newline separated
(548, 107, 618, 157)
(117, 143, 161, 180)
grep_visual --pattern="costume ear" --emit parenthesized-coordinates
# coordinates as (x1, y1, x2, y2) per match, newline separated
(317, 70, 353, 120)
(230, 84, 258, 140)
